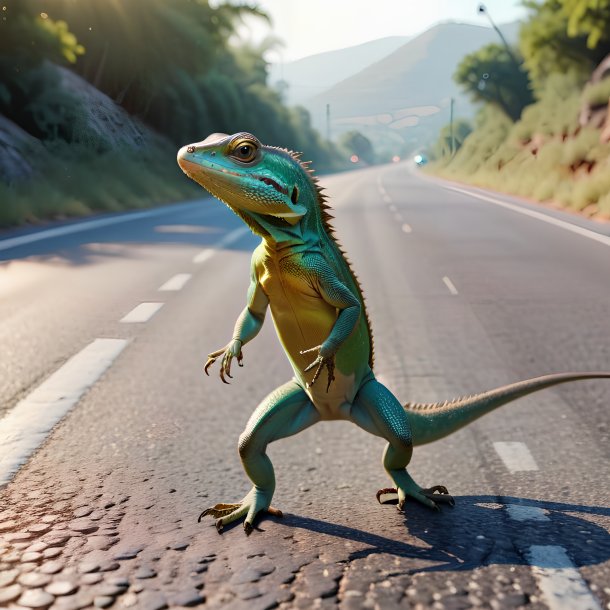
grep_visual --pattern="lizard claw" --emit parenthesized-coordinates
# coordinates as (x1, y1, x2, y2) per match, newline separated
(300, 346, 336, 392)
(204, 341, 243, 383)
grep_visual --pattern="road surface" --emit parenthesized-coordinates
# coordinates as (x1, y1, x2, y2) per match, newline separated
(1, 163, 609, 610)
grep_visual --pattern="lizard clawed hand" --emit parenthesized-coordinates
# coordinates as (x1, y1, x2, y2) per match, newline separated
(300, 345, 336, 392)
(204, 339, 243, 384)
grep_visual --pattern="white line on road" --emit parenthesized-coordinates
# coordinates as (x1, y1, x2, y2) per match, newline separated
(158, 273, 192, 292)
(376, 175, 387, 197)
(526, 545, 601, 610)
(447, 186, 610, 248)
(402, 224, 413, 234)
(493, 441, 539, 473)
(0, 201, 208, 252)
(0, 338, 128, 487)
(193, 227, 249, 264)
(442, 276, 459, 295)
(120, 302, 164, 323)
(506, 504, 550, 522)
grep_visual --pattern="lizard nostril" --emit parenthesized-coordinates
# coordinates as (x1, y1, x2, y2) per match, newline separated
(187, 146, 195, 153)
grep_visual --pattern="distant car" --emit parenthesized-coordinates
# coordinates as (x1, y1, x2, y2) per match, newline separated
(414, 154, 428, 166)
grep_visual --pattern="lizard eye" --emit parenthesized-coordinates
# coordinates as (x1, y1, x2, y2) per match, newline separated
(230, 141, 258, 163)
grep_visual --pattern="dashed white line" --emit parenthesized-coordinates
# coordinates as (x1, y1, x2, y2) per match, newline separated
(0, 338, 128, 487)
(120, 302, 164, 323)
(526, 545, 601, 610)
(402, 223, 413, 234)
(446, 185, 610, 248)
(442, 276, 459, 295)
(493, 441, 539, 473)
(159, 273, 192, 292)
(506, 504, 550, 522)
(192, 227, 249, 264)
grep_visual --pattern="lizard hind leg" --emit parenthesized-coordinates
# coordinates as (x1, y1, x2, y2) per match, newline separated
(198, 379, 320, 534)
(351, 378, 455, 511)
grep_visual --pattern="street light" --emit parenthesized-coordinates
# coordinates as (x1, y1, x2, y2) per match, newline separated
(477, 3, 521, 70)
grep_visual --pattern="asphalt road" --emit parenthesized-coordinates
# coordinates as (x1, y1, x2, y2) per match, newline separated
(1, 163, 609, 610)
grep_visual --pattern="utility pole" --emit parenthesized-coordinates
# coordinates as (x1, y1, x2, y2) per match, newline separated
(449, 97, 455, 156)
(477, 4, 521, 72)
(326, 103, 331, 142)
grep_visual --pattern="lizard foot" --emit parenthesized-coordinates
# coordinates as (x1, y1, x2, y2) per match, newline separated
(197, 488, 282, 535)
(376, 485, 455, 510)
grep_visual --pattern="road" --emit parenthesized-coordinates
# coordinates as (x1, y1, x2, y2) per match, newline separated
(1, 163, 609, 610)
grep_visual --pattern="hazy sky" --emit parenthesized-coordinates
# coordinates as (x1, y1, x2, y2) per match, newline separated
(234, 0, 528, 62)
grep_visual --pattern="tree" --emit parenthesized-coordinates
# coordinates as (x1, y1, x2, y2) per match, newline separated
(433, 120, 472, 159)
(339, 131, 375, 165)
(454, 43, 534, 121)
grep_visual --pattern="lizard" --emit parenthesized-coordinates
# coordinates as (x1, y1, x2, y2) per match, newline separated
(177, 131, 610, 535)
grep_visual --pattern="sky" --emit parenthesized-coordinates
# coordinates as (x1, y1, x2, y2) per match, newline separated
(228, 0, 528, 62)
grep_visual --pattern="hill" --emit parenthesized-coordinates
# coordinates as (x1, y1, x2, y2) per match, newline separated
(304, 21, 520, 152)
(268, 36, 410, 106)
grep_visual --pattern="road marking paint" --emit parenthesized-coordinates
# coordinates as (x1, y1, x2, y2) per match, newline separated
(376, 175, 387, 197)
(526, 545, 601, 610)
(192, 227, 249, 264)
(402, 223, 413, 234)
(0, 338, 128, 487)
(442, 276, 459, 295)
(447, 186, 610, 248)
(0, 201, 210, 252)
(120, 302, 164, 323)
(383, 194, 392, 203)
(493, 441, 539, 473)
(158, 273, 192, 292)
(506, 504, 550, 522)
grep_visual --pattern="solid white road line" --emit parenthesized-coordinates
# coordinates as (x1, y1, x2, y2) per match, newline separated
(526, 545, 601, 610)
(505, 504, 550, 522)
(0, 201, 208, 252)
(159, 273, 192, 292)
(447, 186, 610, 248)
(402, 224, 413, 233)
(0, 338, 128, 487)
(442, 276, 459, 295)
(120, 302, 164, 323)
(493, 441, 539, 473)
(193, 227, 249, 264)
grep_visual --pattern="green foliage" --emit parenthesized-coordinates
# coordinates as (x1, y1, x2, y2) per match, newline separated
(454, 43, 533, 121)
(431, 119, 472, 159)
(338, 131, 376, 165)
(563, 0, 610, 49)
(583, 75, 610, 106)
(520, 0, 610, 89)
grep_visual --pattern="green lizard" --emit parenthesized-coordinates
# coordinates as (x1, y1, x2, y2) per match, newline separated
(177, 132, 610, 535)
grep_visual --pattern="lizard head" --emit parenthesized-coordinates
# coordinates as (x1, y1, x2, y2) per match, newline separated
(177, 132, 309, 231)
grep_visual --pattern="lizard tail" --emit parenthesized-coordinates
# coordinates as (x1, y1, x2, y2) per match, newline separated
(405, 372, 610, 446)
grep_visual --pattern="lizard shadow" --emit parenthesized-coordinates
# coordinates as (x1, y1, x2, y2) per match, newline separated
(279, 495, 610, 572)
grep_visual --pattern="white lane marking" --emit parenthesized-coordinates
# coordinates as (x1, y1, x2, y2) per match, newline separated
(0, 338, 128, 487)
(376, 175, 387, 197)
(0, 201, 209, 252)
(158, 273, 192, 292)
(402, 223, 413, 234)
(383, 194, 392, 203)
(389, 204, 397, 212)
(193, 227, 249, 264)
(120, 302, 164, 323)
(442, 276, 459, 295)
(526, 545, 601, 610)
(506, 504, 550, 522)
(447, 186, 610, 248)
(493, 441, 539, 473)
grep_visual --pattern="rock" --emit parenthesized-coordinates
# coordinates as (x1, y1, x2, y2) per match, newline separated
(94, 595, 115, 608)
(43, 535, 70, 547)
(39, 560, 65, 574)
(25, 542, 48, 553)
(0, 520, 17, 532)
(17, 588, 55, 608)
(0, 568, 18, 587)
(168, 589, 205, 607)
(51, 592, 93, 610)
(96, 583, 127, 597)
(78, 561, 100, 574)
(139, 591, 168, 610)
(46, 580, 79, 596)
(73, 508, 93, 519)
(21, 551, 44, 563)
(81, 573, 103, 585)
(169, 542, 189, 551)
(113, 547, 144, 560)
(28, 524, 52, 535)
(6, 531, 33, 542)
(98, 561, 120, 572)
(0, 583, 22, 604)
(17, 572, 52, 587)
(42, 548, 62, 559)
(69, 520, 99, 535)
(106, 577, 129, 588)
(135, 566, 156, 579)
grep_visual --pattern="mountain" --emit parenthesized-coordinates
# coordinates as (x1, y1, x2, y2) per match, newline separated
(304, 21, 520, 151)
(268, 36, 410, 106)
